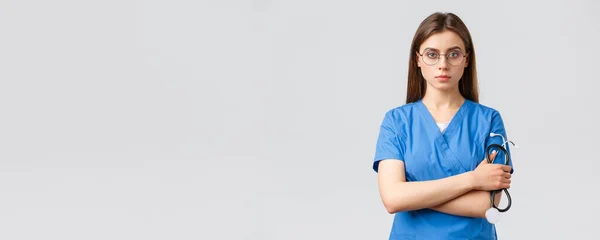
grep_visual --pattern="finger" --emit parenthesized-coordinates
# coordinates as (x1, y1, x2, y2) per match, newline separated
(489, 150, 498, 161)
(503, 173, 512, 179)
(501, 178, 511, 184)
(496, 180, 510, 189)
(494, 181, 509, 190)
(502, 165, 512, 172)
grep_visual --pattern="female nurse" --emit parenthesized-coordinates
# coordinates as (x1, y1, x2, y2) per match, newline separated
(373, 12, 515, 240)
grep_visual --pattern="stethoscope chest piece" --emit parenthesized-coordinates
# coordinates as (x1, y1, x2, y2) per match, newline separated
(485, 207, 500, 224)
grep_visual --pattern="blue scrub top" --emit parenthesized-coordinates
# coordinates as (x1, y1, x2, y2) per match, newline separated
(373, 99, 514, 240)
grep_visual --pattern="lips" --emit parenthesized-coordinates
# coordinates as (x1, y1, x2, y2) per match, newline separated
(435, 75, 451, 81)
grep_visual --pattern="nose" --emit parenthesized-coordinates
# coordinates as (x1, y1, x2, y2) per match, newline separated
(437, 56, 449, 69)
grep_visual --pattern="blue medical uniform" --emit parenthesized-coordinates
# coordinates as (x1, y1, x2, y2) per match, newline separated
(373, 99, 514, 240)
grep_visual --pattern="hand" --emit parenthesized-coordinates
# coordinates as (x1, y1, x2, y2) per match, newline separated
(470, 151, 512, 191)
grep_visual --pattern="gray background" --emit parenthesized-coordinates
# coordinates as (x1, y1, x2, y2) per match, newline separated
(0, 0, 598, 239)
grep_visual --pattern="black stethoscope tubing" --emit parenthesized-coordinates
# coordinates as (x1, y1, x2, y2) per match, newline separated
(485, 143, 512, 212)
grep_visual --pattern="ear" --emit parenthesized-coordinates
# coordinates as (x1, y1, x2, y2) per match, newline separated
(464, 54, 469, 68)
(416, 52, 421, 68)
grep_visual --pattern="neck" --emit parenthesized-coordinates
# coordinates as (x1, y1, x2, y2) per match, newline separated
(421, 87, 465, 109)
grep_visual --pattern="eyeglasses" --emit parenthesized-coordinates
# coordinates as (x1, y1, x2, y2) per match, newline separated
(418, 50, 468, 66)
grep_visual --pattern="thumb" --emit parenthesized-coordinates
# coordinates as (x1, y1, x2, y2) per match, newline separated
(489, 150, 498, 161)
(481, 150, 497, 164)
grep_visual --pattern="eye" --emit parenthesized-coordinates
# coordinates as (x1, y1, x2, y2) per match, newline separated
(448, 51, 462, 59)
(425, 52, 438, 59)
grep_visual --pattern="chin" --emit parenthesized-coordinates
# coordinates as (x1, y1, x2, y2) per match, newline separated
(431, 82, 459, 91)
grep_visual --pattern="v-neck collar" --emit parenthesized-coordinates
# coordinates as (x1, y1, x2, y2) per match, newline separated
(416, 99, 470, 137)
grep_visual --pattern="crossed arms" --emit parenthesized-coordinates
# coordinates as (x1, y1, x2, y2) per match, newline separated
(376, 156, 510, 218)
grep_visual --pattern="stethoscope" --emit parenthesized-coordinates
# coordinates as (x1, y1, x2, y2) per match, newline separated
(484, 132, 518, 224)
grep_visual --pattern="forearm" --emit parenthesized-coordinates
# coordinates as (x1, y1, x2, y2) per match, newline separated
(382, 172, 475, 213)
(431, 190, 503, 218)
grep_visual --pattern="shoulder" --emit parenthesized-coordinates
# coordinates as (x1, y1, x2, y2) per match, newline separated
(467, 100, 503, 119)
(378, 102, 419, 136)
(466, 101, 508, 132)
(381, 101, 420, 123)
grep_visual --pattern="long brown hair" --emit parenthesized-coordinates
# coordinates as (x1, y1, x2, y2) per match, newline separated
(406, 12, 479, 103)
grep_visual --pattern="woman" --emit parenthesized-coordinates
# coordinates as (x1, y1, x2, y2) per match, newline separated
(373, 12, 515, 239)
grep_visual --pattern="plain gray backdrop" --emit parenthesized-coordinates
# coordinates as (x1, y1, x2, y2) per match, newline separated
(0, 0, 598, 239)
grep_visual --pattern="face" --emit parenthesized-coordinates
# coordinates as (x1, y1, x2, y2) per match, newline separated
(416, 30, 468, 92)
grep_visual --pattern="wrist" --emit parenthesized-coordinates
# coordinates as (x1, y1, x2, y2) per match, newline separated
(463, 171, 477, 190)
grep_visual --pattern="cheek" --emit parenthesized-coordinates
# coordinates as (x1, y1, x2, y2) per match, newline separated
(452, 68, 466, 78)
(420, 66, 430, 74)
(420, 66, 435, 80)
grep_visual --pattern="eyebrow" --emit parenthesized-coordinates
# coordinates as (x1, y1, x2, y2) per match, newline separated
(423, 46, 464, 52)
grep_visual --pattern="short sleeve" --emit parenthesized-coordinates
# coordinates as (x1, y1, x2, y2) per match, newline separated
(373, 111, 405, 172)
(485, 110, 515, 174)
